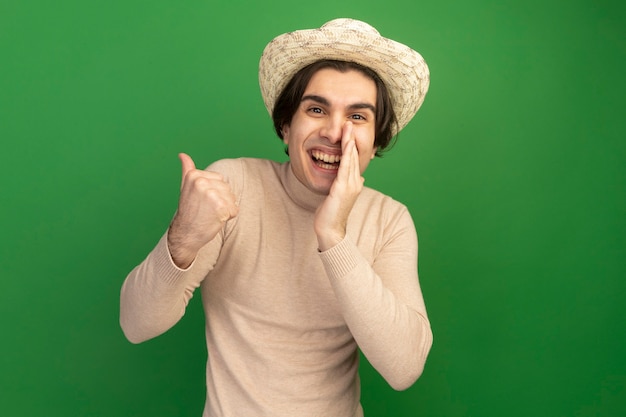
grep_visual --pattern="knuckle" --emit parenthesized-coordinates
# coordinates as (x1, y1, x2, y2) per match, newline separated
(189, 174, 211, 189)
(203, 188, 223, 201)
(206, 171, 224, 181)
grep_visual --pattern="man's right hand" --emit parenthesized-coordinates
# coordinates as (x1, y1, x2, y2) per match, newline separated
(167, 153, 239, 269)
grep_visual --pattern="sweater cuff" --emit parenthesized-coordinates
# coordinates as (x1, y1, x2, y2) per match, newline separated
(318, 236, 361, 279)
(150, 233, 194, 286)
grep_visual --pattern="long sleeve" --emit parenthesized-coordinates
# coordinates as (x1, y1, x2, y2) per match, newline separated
(318, 204, 432, 390)
(119, 232, 221, 343)
(119, 159, 243, 344)
(119, 158, 431, 416)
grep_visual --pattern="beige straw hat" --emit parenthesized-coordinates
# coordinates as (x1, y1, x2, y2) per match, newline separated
(258, 18, 430, 135)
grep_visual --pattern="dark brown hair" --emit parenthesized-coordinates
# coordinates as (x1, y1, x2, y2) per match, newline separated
(272, 60, 398, 156)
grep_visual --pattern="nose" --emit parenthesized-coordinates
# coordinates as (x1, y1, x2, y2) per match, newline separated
(319, 117, 343, 144)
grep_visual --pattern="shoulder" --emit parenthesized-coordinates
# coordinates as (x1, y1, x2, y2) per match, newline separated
(354, 186, 416, 235)
(205, 158, 281, 194)
(348, 187, 418, 259)
(358, 186, 410, 217)
(205, 157, 279, 177)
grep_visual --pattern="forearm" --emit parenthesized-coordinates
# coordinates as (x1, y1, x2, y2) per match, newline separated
(119, 233, 204, 343)
(319, 237, 432, 390)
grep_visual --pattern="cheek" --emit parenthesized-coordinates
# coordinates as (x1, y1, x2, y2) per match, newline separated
(355, 134, 377, 159)
(357, 145, 377, 173)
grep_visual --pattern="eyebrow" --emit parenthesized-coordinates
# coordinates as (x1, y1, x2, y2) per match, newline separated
(301, 94, 376, 114)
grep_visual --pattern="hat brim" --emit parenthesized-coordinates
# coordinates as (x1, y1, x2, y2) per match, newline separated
(258, 19, 429, 136)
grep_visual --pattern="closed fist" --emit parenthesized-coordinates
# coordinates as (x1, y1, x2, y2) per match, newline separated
(168, 153, 238, 268)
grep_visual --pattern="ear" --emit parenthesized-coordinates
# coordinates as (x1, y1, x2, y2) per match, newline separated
(371, 146, 378, 160)
(281, 124, 290, 145)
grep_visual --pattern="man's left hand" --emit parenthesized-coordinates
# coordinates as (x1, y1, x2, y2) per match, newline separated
(314, 122, 365, 251)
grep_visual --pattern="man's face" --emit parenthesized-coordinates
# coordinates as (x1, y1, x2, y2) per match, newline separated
(282, 68, 378, 195)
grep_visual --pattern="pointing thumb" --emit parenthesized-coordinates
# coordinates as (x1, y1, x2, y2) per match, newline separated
(178, 153, 196, 189)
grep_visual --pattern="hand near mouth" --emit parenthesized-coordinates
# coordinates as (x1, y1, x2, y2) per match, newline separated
(314, 122, 365, 251)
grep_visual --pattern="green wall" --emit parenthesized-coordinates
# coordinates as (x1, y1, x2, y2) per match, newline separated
(2, 0, 624, 416)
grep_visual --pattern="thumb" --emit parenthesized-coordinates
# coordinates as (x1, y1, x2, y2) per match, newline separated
(178, 153, 196, 188)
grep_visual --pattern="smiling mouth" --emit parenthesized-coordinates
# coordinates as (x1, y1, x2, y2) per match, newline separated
(311, 150, 342, 170)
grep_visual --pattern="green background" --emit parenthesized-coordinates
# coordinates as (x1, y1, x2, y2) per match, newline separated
(1, 0, 624, 415)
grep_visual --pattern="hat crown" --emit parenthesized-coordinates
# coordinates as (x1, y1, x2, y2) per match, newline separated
(259, 18, 429, 137)
(320, 18, 380, 36)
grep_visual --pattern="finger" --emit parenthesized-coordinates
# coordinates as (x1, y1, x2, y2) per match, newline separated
(178, 153, 196, 189)
(228, 202, 240, 220)
(214, 192, 239, 223)
(336, 123, 354, 180)
(341, 123, 361, 181)
(343, 122, 360, 168)
(351, 141, 361, 178)
(348, 141, 362, 186)
(341, 122, 354, 155)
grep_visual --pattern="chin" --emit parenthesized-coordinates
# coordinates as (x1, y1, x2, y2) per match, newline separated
(307, 179, 333, 195)
(311, 185, 332, 196)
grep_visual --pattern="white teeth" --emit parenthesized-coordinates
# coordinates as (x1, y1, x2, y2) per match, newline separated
(312, 150, 341, 163)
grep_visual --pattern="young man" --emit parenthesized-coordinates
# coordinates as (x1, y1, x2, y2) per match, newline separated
(120, 18, 432, 417)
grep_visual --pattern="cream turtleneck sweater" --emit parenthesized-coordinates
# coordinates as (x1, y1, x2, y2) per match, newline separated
(120, 158, 432, 417)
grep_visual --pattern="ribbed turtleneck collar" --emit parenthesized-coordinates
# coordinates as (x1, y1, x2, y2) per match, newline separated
(279, 161, 327, 212)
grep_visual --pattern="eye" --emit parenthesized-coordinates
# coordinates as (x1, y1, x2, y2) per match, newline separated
(307, 106, 323, 114)
(350, 114, 366, 121)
